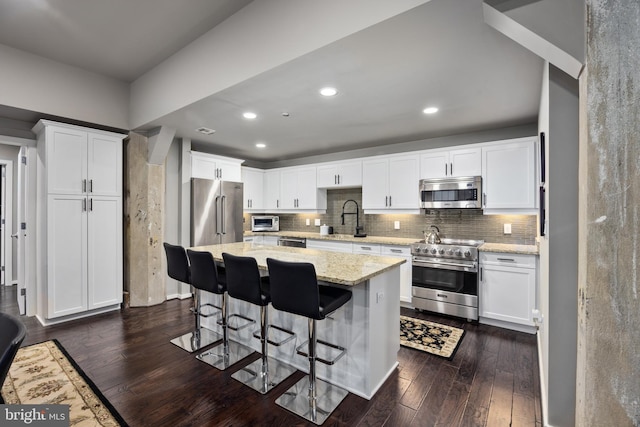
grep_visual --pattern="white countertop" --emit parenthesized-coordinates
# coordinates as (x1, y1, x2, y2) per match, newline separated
(191, 242, 405, 286)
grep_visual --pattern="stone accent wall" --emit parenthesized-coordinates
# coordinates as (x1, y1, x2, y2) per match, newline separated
(245, 188, 536, 244)
(577, 1, 640, 425)
(124, 132, 166, 307)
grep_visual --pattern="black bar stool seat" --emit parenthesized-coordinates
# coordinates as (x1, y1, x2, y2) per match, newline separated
(187, 249, 255, 370)
(267, 258, 352, 425)
(223, 253, 297, 394)
(164, 242, 220, 352)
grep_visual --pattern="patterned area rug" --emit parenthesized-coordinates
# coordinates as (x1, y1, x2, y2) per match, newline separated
(1, 339, 128, 426)
(400, 315, 465, 360)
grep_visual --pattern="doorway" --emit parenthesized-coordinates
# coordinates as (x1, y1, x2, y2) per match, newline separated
(0, 161, 13, 288)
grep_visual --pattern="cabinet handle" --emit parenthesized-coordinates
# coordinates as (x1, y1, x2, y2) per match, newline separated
(337, 174, 340, 184)
(436, 293, 448, 298)
(89, 179, 93, 193)
(389, 196, 392, 206)
(82, 199, 87, 212)
(385, 196, 388, 207)
(335, 175, 337, 185)
(483, 193, 487, 207)
(497, 258, 516, 262)
(82, 179, 87, 193)
(450, 162, 453, 175)
(390, 249, 402, 253)
(480, 267, 483, 282)
(277, 200, 279, 208)
(361, 246, 371, 250)
(89, 198, 93, 211)
(445, 164, 448, 176)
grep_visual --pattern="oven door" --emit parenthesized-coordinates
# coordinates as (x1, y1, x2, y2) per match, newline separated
(411, 258, 477, 296)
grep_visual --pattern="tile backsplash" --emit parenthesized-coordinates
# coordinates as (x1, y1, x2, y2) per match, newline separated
(245, 188, 537, 244)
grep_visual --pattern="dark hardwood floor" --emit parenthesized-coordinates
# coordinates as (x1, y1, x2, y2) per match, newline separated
(1, 285, 542, 426)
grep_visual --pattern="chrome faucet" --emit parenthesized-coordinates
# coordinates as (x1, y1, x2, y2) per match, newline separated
(341, 199, 366, 237)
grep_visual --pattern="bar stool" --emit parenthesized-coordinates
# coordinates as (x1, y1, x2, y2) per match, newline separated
(164, 242, 220, 352)
(266, 258, 352, 425)
(187, 249, 255, 370)
(222, 253, 297, 394)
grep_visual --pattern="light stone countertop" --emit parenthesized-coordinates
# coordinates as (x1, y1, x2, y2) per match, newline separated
(479, 242, 539, 255)
(244, 231, 419, 246)
(191, 242, 406, 286)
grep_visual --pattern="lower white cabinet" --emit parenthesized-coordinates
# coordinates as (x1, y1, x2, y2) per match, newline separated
(479, 252, 537, 329)
(243, 235, 264, 244)
(243, 234, 279, 246)
(306, 239, 353, 253)
(381, 245, 412, 304)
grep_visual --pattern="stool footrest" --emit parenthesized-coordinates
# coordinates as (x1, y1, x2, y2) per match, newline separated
(218, 313, 255, 331)
(197, 303, 221, 318)
(296, 339, 346, 365)
(252, 324, 296, 346)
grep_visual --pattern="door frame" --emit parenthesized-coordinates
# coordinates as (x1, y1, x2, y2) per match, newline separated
(0, 160, 13, 287)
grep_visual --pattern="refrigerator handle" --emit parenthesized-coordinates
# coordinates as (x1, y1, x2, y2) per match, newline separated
(214, 195, 221, 235)
(221, 195, 226, 235)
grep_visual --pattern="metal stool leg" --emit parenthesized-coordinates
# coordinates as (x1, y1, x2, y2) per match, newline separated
(171, 289, 221, 352)
(196, 293, 254, 370)
(232, 305, 297, 393)
(275, 318, 349, 425)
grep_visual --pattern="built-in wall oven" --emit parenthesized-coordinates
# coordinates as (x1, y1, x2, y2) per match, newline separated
(410, 239, 483, 320)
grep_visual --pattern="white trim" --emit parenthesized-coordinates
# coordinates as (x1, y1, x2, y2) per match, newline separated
(166, 292, 192, 300)
(479, 316, 537, 334)
(35, 304, 121, 326)
(537, 330, 550, 427)
(0, 160, 13, 288)
(0, 136, 36, 147)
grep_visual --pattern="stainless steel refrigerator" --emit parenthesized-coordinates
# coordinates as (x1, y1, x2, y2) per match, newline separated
(191, 178, 244, 246)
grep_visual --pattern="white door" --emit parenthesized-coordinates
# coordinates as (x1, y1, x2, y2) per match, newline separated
(420, 151, 448, 178)
(16, 149, 25, 314)
(449, 148, 482, 177)
(1, 165, 5, 285)
(388, 155, 420, 209)
(296, 167, 317, 209)
(88, 133, 122, 197)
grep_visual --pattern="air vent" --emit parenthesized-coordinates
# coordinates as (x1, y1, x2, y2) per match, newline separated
(196, 127, 216, 135)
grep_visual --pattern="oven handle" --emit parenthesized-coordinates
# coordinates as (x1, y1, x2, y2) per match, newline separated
(412, 257, 477, 272)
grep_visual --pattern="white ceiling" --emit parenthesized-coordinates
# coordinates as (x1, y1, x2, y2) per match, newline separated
(0, 0, 543, 163)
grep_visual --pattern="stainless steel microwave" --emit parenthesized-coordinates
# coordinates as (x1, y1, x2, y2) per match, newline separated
(251, 215, 280, 232)
(419, 176, 482, 209)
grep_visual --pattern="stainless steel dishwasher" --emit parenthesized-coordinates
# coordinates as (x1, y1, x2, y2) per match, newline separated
(277, 237, 306, 248)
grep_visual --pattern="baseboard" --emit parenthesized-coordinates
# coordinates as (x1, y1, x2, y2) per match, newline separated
(479, 317, 537, 334)
(166, 292, 192, 301)
(36, 305, 121, 326)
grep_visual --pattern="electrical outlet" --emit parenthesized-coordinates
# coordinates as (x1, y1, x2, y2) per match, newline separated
(504, 223, 512, 234)
(306, 218, 310, 226)
(314, 219, 321, 226)
(394, 221, 400, 230)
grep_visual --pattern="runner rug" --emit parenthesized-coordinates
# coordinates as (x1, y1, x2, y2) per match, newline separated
(1, 339, 128, 426)
(400, 315, 465, 360)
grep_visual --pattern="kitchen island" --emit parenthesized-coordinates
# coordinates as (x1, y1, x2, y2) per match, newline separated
(191, 242, 405, 399)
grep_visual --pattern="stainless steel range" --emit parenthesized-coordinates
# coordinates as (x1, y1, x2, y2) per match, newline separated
(411, 238, 484, 320)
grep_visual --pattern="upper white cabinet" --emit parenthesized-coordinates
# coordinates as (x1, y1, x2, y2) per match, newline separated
(480, 252, 537, 330)
(263, 169, 281, 210)
(44, 125, 122, 197)
(362, 154, 419, 211)
(242, 167, 264, 211)
(482, 137, 537, 213)
(280, 166, 326, 210)
(191, 151, 243, 182)
(420, 147, 481, 179)
(33, 120, 125, 322)
(316, 160, 362, 188)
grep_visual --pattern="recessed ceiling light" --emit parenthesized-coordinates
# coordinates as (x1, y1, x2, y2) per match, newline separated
(255, 143, 266, 148)
(243, 112, 257, 119)
(423, 107, 439, 114)
(320, 87, 338, 97)
(195, 127, 215, 135)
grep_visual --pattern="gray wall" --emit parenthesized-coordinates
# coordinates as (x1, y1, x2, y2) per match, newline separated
(547, 65, 579, 427)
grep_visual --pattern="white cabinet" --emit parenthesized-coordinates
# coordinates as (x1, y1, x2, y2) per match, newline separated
(352, 243, 381, 255)
(262, 235, 280, 246)
(306, 239, 353, 253)
(381, 245, 412, 304)
(280, 166, 326, 210)
(263, 170, 281, 210)
(242, 167, 264, 210)
(362, 154, 419, 211)
(191, 152, 243, 182)
(479, 252, 537, 329)
(34, 120, 125, 322)
(481, 138, 537, 213)
(420, 147, 481, 179)
(316, 160, 362, 188)
(243, 235, 264, 244)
